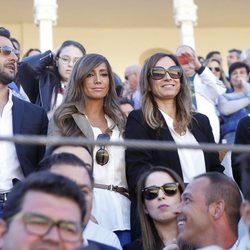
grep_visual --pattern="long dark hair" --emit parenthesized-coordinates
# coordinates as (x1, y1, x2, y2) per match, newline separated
(140, 52, 192, 133)
(54, 53, 126, 135)
(137, 166, 185, 250)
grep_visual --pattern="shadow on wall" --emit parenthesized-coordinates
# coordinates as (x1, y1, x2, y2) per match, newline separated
(139, 48, 172, 65)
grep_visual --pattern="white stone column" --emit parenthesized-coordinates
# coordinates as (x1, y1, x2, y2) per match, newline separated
(33, 0, 58, 52)
(173, 0, 198, 49)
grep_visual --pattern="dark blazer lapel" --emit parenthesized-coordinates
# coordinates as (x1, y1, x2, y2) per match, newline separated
(12, 96, 24, 135)
(189, 116, 208, 143)
(189, 115, 213, 171)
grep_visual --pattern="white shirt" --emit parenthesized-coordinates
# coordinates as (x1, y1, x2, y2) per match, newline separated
(194, 67, 226, 143)
(197, 246, 223, 250)
(0, 91, 24, 192)
(236, 234, 250, 249)
(160, 110, 206, 183)
(91, 115, 130, 231)
(84, 220, 122, 249)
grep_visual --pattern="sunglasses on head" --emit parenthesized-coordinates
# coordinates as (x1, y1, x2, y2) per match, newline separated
(95, 133, 110, 166)
(0, 46, 19, 56)
(148, 66, 182, 80)
(142, 182, 179, 200)
(209, 67, 221, 72)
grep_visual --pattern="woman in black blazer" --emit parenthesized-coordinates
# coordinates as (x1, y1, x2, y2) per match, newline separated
(125, 52, 224, 240)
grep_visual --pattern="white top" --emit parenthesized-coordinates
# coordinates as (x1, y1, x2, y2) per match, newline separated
(0, 91, 24, 192)
(91, 115, 130, 231)
(84, 220, 122, 249)
(194, 67, 226, 143)
(160, 110, 206, 183)
(48, 83, 66, 119)
(197, 246, 223, 250)
(235, 234, 249, 249)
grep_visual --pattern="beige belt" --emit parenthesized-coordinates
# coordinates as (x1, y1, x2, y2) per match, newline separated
(94, 183, 130, 199)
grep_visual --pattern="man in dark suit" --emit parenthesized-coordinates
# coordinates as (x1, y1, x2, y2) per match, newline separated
(0, 27, 48, 217)
(231, 115, 250, 189)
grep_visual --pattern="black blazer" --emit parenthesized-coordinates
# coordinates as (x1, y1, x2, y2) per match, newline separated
(16, 50, 60, 111)
(12, 96, 48, 176)
(125, 109, 224, 196)
(231, 115, 250, 188)
(125, 109, 224, 239)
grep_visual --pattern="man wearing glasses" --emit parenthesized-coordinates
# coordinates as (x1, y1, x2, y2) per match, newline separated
(123, 64, 142, 109)
(39, 149, 122, 249)
(0, 27, 48, 218)
(0, 171, 86, 250)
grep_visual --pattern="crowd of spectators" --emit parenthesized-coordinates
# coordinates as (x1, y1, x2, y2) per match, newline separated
(1, 26, 250, 250)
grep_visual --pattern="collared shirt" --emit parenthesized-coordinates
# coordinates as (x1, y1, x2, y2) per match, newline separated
(160, 110, 206, 183)
(0, 91, 24, 192)
(84, 220, 122, 249)
(197, 246, 223, 250)
(131, 88, 141, 109)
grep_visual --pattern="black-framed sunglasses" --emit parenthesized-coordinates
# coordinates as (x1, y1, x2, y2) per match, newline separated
(11, 212, 83, 243)
(0, 46, 19, 56)
(95, 133, 110, 166)
(148, 66, 182, 80)
(142, 182, 179, 200)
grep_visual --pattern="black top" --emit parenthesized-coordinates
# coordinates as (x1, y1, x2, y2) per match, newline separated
(125, 109, 224, 240)
(16, 50, 60, 112)
(231, 115, 250, 188)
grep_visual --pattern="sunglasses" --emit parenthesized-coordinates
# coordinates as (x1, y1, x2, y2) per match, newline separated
(95, 133, 110, 166)
(148, 66, 182, 80)
(0, 46, 19, 56)
(209, 67, 221, 72)
(142, 182, 179, 200)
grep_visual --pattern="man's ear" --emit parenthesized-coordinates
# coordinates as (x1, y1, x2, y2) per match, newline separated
(240, 200, 250, 226)
(0, 219, 7, 248)
(209, 200, 225, 220)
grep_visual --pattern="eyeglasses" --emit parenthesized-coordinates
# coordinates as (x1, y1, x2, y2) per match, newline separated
(58, 56, 80, 65)
(95, 133, 110, 166)
(11, 212, 83, 242)
(209, 67, 221, 72)
(142, 182, 179, 200)
(125, 73, 135, 81)
(148, 66, 182, 80)
(0, 46, 19, 56)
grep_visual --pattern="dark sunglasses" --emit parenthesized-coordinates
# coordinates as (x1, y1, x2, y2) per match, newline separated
(142, 182, 179, 200)
(148, 66, 182, 80)
(95, 133, 110, 166)
(0, 46, 19, 56)
(209, 67, 221, 72)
